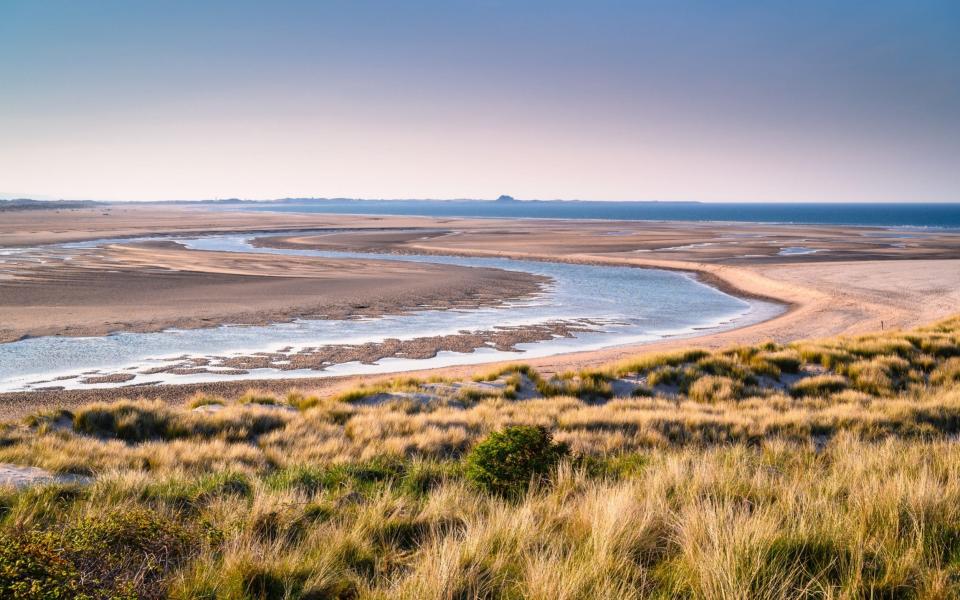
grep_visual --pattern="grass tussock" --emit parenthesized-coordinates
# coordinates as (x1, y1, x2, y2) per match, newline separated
(2, 317, 960, 597)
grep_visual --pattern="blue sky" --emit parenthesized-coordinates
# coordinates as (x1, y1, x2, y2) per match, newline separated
(1, 1, 958, 201)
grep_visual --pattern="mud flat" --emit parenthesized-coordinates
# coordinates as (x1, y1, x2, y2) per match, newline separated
(0, 241, 547, 343)
(1, 205, 958, 414)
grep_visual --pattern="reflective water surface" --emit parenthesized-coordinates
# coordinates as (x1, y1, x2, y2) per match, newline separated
(0, 233, 783, 391)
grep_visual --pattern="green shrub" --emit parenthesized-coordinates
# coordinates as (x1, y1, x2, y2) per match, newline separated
(464, 426, 569, 497)
(0, 508, 194, 600)
(66, 507, 194, 598)
(0, 532, 87, 600)
(69, 506, 188, 552)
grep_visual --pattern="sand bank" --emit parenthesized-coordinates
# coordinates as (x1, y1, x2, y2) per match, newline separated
(0, 240, 546, 343)
(1, 205, 958, 414)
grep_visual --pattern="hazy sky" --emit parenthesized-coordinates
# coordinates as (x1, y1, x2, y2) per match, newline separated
(2, 1, 958, 202)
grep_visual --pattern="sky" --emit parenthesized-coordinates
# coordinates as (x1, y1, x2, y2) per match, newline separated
(1, 1, 958, 203)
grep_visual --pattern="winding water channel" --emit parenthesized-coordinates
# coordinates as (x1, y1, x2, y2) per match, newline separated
(0, 233, 783, 391)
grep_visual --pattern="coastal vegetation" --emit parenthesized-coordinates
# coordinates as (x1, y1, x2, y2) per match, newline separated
(2, 317, 960, 598)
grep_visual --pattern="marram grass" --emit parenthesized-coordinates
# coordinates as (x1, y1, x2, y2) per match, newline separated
(2, 317, 960, 598)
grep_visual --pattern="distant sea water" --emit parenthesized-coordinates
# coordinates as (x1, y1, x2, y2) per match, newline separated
(240, 200, 960, 228)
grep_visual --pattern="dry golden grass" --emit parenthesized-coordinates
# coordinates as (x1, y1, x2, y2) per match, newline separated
(3, 316, 960, 598)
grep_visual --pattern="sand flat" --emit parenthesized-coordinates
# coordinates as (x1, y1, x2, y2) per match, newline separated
(256, 215, 960, 368)
(1, 204, 958, 413)
(0, 238, 545, 343)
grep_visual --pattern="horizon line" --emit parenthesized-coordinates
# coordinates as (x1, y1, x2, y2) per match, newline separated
(3, 197, 960, 205)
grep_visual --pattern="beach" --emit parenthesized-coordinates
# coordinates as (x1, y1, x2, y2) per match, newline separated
(1, 204, 958, 415)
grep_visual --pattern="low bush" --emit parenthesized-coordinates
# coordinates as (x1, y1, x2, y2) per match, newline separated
(0, 508, 195, 600)
(66, 507, 195, 598)
(464, 425, 569, 497)
(0, 532, 85, 600)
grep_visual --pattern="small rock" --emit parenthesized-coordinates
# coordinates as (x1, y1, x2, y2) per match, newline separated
(0, 464, 92, 489)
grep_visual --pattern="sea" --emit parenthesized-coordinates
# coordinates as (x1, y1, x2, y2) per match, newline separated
(238, 200, 960, 228)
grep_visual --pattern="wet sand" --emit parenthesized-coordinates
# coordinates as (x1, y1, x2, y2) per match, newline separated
(20, 320, 600, 389)
(258, 226, 960, 353)
(1, 205, 958, 415)
(0, 240, 546, 343)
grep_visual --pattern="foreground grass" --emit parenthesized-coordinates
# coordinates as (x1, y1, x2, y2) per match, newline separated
(2, 317, 960, 598)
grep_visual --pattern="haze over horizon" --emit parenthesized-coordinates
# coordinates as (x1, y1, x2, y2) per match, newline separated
(2, 1, 958, 203)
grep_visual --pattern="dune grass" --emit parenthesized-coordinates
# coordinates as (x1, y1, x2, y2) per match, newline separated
(2, 317, 960, 597)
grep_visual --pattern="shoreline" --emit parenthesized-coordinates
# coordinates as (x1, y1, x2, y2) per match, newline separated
(5, 204, 960, 249)
(1, 206, 958, 414)
(0, 243, 798, 413)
